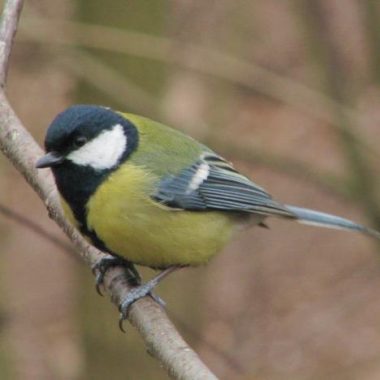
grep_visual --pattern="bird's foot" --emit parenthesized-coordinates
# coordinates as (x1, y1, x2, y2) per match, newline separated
(118, 280, 166, 331)
(118, 266, 179, 332)
(92, 255, 140, 296)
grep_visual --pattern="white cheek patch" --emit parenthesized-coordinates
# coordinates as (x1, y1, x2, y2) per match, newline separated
(187, 162, 210, 193)
(67, 124, 127, 170)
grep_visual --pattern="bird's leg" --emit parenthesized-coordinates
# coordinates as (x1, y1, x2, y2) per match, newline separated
(92, 255, 141, 295)
(119, 266, 180, 330)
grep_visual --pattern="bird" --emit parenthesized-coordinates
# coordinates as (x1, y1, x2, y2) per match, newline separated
(36, 104, 380, 323)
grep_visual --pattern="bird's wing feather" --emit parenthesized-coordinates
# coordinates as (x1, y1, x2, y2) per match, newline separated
(152, 152, 294, 217)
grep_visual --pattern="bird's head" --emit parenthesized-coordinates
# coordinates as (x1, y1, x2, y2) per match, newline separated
(36, 105, 138, 171)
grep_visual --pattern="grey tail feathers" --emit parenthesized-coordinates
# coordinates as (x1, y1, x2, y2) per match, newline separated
(285, 205, 380, 240)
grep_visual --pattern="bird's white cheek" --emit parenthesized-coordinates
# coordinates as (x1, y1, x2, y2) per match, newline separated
(67, 124, 127, 170)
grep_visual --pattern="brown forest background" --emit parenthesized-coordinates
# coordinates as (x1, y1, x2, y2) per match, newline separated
(1, 0, 380, 379)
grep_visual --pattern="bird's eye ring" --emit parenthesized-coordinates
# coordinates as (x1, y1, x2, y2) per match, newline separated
(74, 136, 87, 148)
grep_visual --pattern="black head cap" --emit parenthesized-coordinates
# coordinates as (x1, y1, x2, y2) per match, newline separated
(44, 104, 137, 156)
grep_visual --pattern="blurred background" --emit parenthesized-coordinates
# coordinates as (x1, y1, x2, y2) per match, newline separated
(1, 0, 380, 379)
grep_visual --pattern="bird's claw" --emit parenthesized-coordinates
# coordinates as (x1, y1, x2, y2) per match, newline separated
(118, 284, 166, 332)
(92, 256, 140, 296)
(95, 271, 105, 296)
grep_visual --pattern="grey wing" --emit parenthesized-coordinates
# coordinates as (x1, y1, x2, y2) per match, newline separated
(152, 152, 295, 218)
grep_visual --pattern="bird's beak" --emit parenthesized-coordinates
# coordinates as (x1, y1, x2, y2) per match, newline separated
(36, 152, 64, 168)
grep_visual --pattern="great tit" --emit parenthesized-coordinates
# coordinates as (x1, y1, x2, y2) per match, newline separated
(36, 105, 380, 319)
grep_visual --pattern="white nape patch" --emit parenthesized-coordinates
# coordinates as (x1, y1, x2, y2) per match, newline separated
(187, 162, 210, 193)
(67, 124, 126, 170)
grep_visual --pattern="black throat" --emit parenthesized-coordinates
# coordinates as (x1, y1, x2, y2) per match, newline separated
(53, 162, 111, 237)
(49, 115, 139, 249)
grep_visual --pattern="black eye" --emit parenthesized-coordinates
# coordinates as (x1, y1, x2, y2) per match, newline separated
(73, 136, 87, 148)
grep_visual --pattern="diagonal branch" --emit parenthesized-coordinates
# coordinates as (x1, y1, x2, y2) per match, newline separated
(0, 0, 23, 86)
(0, 1, 218, 379)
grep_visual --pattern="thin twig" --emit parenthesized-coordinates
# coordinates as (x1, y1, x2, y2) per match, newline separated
(0, 0, 23, 86)
(64, 49, 161, 117)
(57, 48, 351, 202)
(15, 17, 380, 203)
(0, 203, 77, 259)
(17, 17, 380, 158)
(0, 2, 218, 379)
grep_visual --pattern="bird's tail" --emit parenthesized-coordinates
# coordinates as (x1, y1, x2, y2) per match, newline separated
(285, 205, 380, 240)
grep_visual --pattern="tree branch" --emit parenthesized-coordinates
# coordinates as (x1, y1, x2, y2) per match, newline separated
(0, 1, 218, 379)
(0, 202, 247, 377)
(0, 0, 23, 86)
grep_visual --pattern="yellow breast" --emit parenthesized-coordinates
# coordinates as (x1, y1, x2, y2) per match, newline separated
(85, 164, 236, 268)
